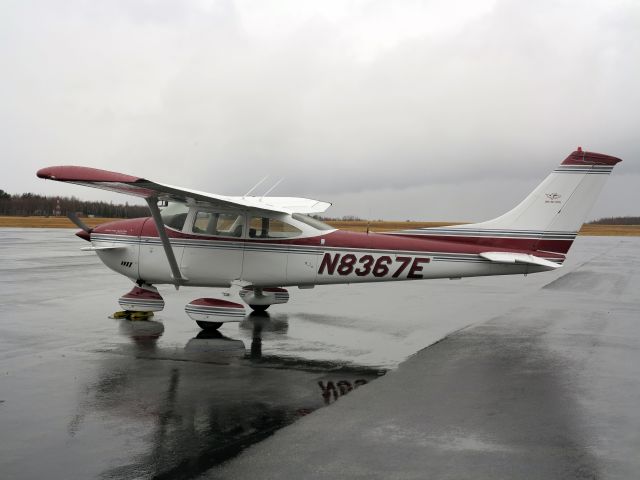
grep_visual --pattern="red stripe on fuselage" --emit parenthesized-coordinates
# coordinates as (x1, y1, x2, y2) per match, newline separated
(385, 234, 574, 254)
(296, 230, 566, 260)
(91, 218, 565, 260)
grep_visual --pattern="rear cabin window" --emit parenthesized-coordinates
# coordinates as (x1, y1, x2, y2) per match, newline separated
(248, 216, 301, 239)
(160, 202, 189, 230)
(192, 211, 243, 237)
(292, 213, 334, 231)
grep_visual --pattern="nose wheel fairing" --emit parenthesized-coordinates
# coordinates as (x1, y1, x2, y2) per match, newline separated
(118, 285, 165, 312)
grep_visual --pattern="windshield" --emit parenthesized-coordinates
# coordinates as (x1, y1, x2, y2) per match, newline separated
(292, 213, 334, 231)
(160, 202, 189, 230)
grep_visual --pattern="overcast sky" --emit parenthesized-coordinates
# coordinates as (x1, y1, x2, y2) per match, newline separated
(1, 0, 638, 221)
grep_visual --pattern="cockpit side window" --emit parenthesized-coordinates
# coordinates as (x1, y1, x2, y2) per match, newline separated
(248, 216, 301, 239)
(191, 211, 243, 237)
(160, 202, 189, 230)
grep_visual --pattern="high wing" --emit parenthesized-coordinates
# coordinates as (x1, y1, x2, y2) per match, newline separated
(36, 165, 332, 215)
(38, 165, 332, 289)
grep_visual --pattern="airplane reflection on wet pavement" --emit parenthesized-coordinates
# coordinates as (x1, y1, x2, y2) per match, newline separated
(65, 313, 385, 480)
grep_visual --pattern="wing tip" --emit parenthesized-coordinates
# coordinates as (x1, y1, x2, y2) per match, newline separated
(36, 167, 55, 179)
(36, 165, 141, 183)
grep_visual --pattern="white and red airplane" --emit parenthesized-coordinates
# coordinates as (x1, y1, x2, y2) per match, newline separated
(37, 148, 620, 330)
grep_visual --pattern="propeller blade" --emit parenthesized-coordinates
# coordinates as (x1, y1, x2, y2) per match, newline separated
(67, 212, 92, 233)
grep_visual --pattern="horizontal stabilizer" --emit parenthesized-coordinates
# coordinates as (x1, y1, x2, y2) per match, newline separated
(81, 245, 127, 251)
(479, 252, 561, 269)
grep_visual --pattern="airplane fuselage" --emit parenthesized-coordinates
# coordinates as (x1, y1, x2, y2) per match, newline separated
(88, 208, 558, 290)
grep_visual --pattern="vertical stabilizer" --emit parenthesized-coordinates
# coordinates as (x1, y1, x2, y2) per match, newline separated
(393, 148, 622, 254)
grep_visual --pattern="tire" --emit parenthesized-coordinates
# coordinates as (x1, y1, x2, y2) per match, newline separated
(249, 304, 270, 312)
(196, 320, 223, 331)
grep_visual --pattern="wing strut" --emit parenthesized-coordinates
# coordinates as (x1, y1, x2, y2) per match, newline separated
(145, 197, 187, 289)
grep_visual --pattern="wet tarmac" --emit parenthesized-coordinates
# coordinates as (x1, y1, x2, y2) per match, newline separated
(212, 236, 640, 480)
(1, 229, 639, 479)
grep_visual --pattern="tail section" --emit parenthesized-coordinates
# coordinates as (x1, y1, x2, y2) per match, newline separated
(394, 148, 622, 255)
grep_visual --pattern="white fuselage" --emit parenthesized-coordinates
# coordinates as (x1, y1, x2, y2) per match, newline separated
(89, 206, 551, 289)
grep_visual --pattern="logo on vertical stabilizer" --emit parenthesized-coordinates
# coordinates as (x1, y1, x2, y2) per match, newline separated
(545, 193, 562, 203)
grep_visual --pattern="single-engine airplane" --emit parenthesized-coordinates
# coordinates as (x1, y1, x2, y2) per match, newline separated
(37, 148, 621, 330)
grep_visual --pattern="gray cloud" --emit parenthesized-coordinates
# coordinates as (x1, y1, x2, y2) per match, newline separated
(1, 0, 638, 220)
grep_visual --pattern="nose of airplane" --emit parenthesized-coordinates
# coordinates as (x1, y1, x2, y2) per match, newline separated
(75, 229, 91, 241)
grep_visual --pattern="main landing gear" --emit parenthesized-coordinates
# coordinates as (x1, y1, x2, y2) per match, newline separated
(113, 283, 290, 331)
(186, 287, 290, 331)
(240, 287, 290, 312)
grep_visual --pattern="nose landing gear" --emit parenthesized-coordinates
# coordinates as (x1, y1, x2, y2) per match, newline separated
(113, 284, 165, 320)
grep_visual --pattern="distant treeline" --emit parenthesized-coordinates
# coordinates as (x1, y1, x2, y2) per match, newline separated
(588, 216, 640, 225)
(0, 190, 149, 218)
(2, 189, 637, 224)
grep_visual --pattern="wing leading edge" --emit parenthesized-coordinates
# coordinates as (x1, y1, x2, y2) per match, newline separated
(36, 165, 332, 215)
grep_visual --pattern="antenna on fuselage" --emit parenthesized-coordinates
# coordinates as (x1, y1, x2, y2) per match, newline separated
(260, 178, 284, 199)
(243, 176, 269, 198)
